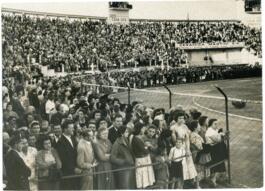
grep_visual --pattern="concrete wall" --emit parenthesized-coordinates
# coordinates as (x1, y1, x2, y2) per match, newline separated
(187, 48, 243, 66)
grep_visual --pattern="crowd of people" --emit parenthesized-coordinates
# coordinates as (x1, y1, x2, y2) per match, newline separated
(3, 72, 229, 190)
(2, 13, 262, 76)
(75, 64, 262, 89)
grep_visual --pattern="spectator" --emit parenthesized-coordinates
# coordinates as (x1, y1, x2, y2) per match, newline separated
(110, 126, 136, 189)
(77, 129, 97, 190)
(56, 119, 81, 190)
(168, 137, 186, 189)
(36, 135, 62, 190)
(130, 122, 155, 189)
(108, 115, 123, 144)
(5, 133, 31, 190)
(153, 145, 169, 189)
(205, 119, 227, 187)
(94, 126, 115, 189)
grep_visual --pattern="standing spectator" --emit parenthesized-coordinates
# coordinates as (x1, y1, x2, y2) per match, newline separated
(130, 122, 155, 188)
(56, 119, 81, 190)
(94, 127, 115, 190)
(20, 136, 38, 191)
(189, 120, 205, 188)
(168, 138, 186, 189)
(108, 115, 123, 144)
(205, 119, 227, 187)
(77, 129, 97, 190)
(170, 112, 198, 186)
(110, 126, 136, 189)
(153, 145, 169, 189)
(5, 133, 31, 190)
(36, 135, 62, 190)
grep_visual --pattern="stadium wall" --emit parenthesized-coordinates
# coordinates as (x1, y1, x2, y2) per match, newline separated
(187, 48, 243, 66)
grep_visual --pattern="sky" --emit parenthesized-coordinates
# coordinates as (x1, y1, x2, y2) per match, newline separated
(2, 0, 238, 20)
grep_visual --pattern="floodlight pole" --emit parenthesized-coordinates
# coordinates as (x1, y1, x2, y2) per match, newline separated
(163, 84, 172, 109)
(215, 86, 231, 184)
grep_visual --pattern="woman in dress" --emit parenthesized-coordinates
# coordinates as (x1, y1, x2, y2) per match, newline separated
(170, 112, 198, 185)
(36, 135, 62, 190)
(189, 120, 205, 188)
(130, 122, 155, 189)
(205, 119, 227, 186)
(93, 126, 115, 190)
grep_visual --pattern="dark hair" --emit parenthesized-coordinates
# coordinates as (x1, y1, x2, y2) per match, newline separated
(61, 119, 74, 130)
(114, 114, 123, 121)
(117, 125, 127, 136)
(191, 111, 202, 120)
(134, 122, 144, 135)
(173, 111, 185, 122)
(9, 132, 26, 147)
(198, 116, 208, 126)
(39, 135, 51, 150)
(188, 120, 199, 132)
(152, 119, 160, 128)
(208, 118, 217, 127)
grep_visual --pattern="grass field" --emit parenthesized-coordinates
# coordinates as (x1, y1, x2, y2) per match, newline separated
(114, 77, 263, 188)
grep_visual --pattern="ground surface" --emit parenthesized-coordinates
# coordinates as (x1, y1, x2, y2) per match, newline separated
(114, 77, 263, 188)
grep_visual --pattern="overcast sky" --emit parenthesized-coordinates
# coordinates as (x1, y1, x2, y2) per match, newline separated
(2, 0, 238, 20)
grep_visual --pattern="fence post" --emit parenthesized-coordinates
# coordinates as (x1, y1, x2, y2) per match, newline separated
(127, 83, 131, 105)
(163, 84, 172, 109)
(215, 86, 231, 184)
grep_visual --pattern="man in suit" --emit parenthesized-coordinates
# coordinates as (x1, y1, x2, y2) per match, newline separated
(77, 129, 97, 190)
(108, 114, 123, 144)
(5, 133, 31, 190)
(56, 119, 81, 190)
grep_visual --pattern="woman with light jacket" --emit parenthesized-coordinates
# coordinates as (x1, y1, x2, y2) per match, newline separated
(36, 135, 62, 190)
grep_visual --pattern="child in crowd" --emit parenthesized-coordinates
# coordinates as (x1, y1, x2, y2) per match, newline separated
(168, 137, 187, 189)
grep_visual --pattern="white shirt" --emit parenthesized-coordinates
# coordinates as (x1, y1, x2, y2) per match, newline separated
(63, 134, 74, 147)
(168, 146, 186, 162)
(205, 127, 222, 145)
(45, 99, 55, 114)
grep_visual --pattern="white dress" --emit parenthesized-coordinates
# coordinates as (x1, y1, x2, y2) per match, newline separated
(170, 123, 197, 180)
(20, 147, 38, 191)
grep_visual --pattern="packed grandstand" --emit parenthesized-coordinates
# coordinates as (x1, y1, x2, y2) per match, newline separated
(2, 3, 262, 191)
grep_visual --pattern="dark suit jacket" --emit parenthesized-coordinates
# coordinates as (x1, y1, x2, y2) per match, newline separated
(55, 135, 77, 176)
(5, 149, 31, 190)
(108, 126, 120, 144)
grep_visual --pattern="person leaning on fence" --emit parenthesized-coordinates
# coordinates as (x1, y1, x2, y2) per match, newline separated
(189, 120, 205, 188)
(205, 118, 228, 187)
(76, 129, 97, 190)
(153, 145, 170, 189)
(36, 135, 62, 190)
(110, 125, 136, 189)
(129, 122, 156, 189)
(170, 111, 198, 184)
(93, 126, 115, 190)
(168, 137, 187, 189)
